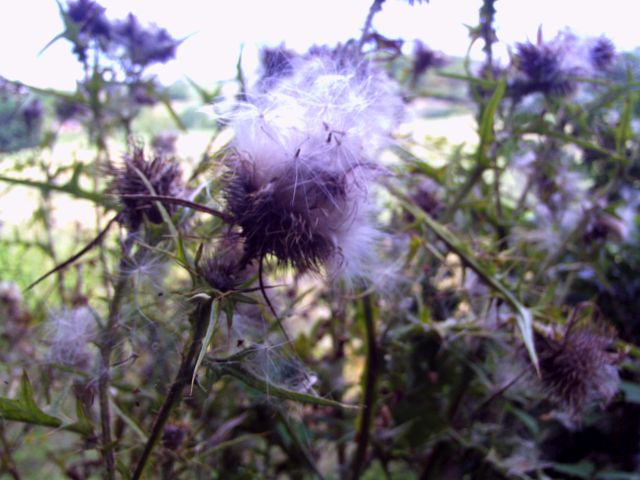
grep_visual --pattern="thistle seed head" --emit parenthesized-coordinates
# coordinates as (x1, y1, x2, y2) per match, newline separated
(512, 40, 576, 97)
(535, 318, 620, 417)
(111, 146, 183, 230)
(223, 53, 402, 282)
(589, 37, 616, 71)
(200, 233, 247, 292)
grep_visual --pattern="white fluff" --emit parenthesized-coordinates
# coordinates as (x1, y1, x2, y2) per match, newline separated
(47, 306, 96, 368)
(225, 53, 403, 285)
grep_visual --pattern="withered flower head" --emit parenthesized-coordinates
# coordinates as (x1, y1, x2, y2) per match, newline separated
(225, 156, 350, 274)
(200, 233, 247, 292)
(412, 41, 447, 84)
(535, 318, 620, 417)
(589, 37, 616, 71)
(112, 146, 183, 230)
(112, 14, 178, 67)
(222, 53, 403, 283)
(512, 40, 577, 97)
(162, 423, 187, 451)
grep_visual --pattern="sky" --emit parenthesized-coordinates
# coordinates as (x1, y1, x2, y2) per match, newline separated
(0, 0, 638, 90)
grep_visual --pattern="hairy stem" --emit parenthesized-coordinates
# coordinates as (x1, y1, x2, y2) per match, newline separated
(131, 299, 212, 479)
(350, 294, 378, 480)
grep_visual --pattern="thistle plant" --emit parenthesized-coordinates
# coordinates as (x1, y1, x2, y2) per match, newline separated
(0, 0, 639, 479)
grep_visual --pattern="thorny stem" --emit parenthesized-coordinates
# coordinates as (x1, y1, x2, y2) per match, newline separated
(98, 233, 135, 480)
(131, 299, 212, 479)
(479, 0, 496, 68)
(358, 0, 386, 52)
(350, 294, 378, 480)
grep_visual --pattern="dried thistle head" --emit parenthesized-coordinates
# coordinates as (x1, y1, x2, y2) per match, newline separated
(200, 233, 247, 292)
(162, 423, 188, 451)
(535, 317, 620, 417)
(222, 53, 402, 283)
(224, 156, 350, 274)
(511, 39, 577, 97)
(589, 37, 616, 71)
(112, 146, 183, 229)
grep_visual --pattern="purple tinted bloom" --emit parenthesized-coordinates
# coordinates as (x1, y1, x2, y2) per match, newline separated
(113, 14, 178, 67)
(512, 40, 576, 97)
(67, 0, 103, 24)
(589, 37, 616, 70)
(130, 82, 157, 106)
(259, 46, 296, 89)
(67, 0, 111, 38)
(412, 41, 446, 84)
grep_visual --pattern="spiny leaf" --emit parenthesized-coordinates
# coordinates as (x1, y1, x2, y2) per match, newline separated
(191, 300, 221, 393)
(477, 79, 506, 164)
(0, 174, 108, 205)
(390, 186, 539, 373)
(0, 372, 91, 435)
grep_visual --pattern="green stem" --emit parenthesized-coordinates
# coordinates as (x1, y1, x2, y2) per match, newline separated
(131, 299, 212, 479)
(98, 234, 135, 480)
(442, 162, 486, 223)
(350, 294, 378, 480)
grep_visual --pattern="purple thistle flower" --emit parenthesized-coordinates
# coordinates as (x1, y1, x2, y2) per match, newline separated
(589, 37, 616, 71)
(113, 14, 178, 67)
(512, 40, 576, 97)
(259, 46, 296, 89)
(67, 0, 111, 38)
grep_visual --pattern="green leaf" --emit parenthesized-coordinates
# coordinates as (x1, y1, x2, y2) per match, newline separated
(191, 300, 221, 393)
(161, 95, 187, 132)
(620, 381, 640, 404)
(0, 174, 108, 205)
(615, 84, 634, 156)
(551, 461, 595, 479)
(111, 400, 147, 442)
(477, 79, 506, 165)
(506, 405, 539, 438)
(186, 77, 222, 104)
(0, 372, 91, 435)
(0, 372, 62, 428)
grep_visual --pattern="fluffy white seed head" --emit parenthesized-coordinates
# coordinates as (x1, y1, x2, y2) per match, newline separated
(224, 52, 403, 284)
(47, 306, 96, 369)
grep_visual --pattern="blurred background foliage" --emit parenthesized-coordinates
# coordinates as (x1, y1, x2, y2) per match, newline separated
(0, 0, 639, 479)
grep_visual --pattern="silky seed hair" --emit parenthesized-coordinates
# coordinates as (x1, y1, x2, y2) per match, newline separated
(222, 51, 403, 283)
